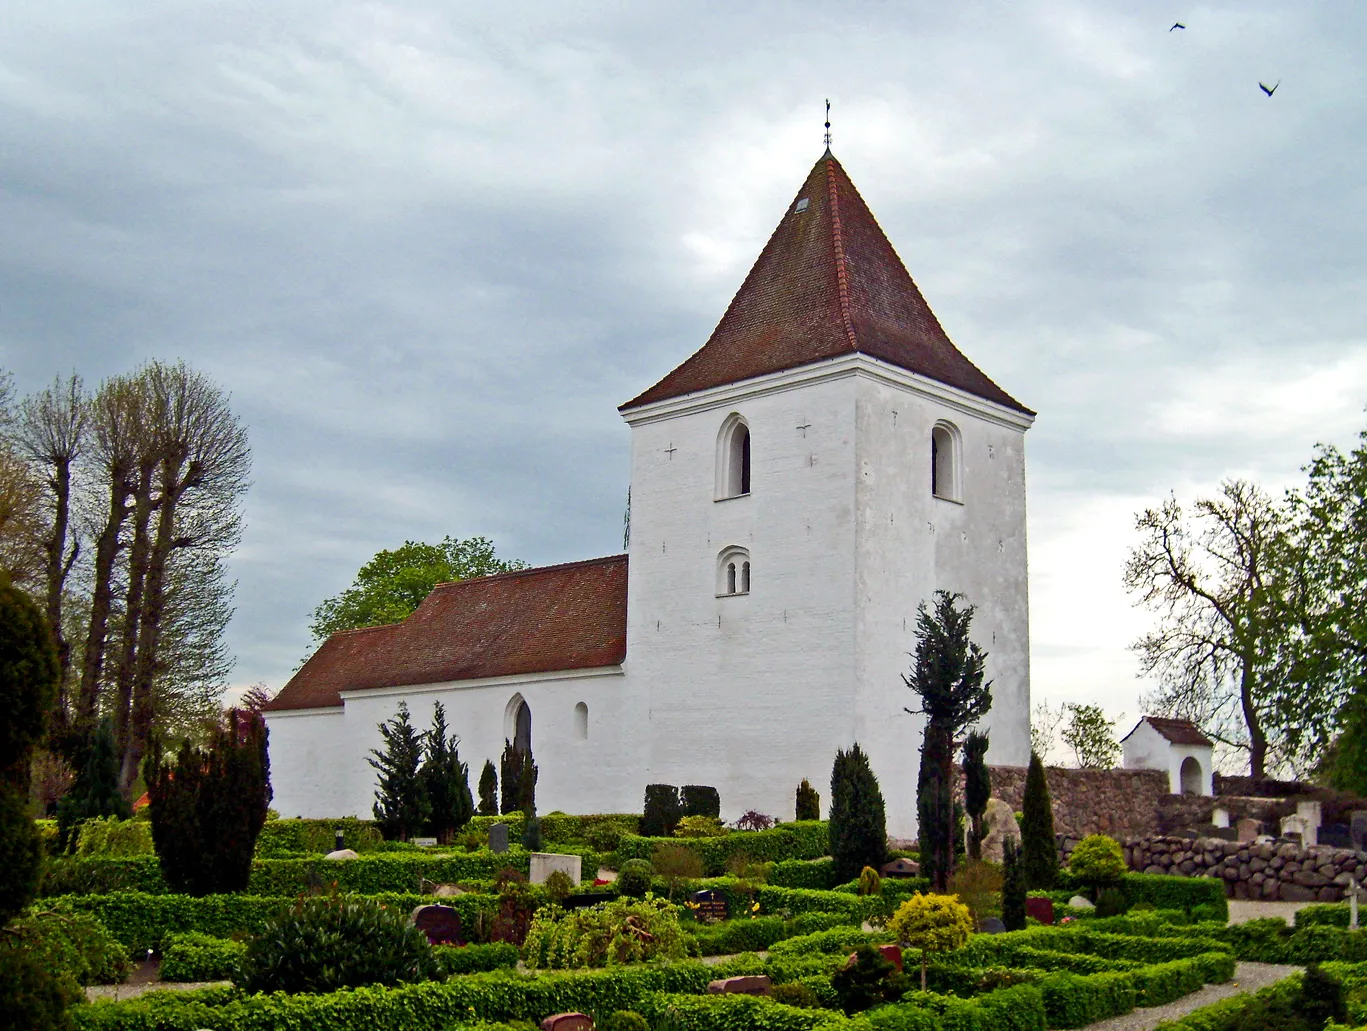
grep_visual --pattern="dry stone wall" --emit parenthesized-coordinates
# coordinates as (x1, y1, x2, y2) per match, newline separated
(1123, 835, 1367, 902)
(983, 766, 1169, 841)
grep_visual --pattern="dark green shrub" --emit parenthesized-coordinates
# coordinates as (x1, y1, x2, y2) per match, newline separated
(795, 779, 820, 822)
(489, 869, 538, 946)
(0, 949, 78, 1031)
(770, 981, 823, 1008)
(0, 788, 42, 926)
(236, 894, 443, 993)
(1300, 963, 1347, 1027)
(641, 784, 681, 837)
(1096, 887, 1129, 918)
(616, 859, 654, 898)
(500, 741, 537, 816)
(828, 744, 886, 883)
(432, 940, 519, 974)
(599, 1010, 650, 1031)
(159, 932, 246, 982)
(477, 760, 497, 817)
(543, 869, 575, 904)
(830, 943, 906, 1014)
(680, 786, 720, 819)
(369, 702, 430, 840)
(1021, 752, 1058, 890)
(521, 813, 543, 852)
(0, 908, 131, 986)
(144, 709, 271, 896)
(0, 579, 60, 785)
(56, 720, 130, 853)
(1002, 837, 1027, 931)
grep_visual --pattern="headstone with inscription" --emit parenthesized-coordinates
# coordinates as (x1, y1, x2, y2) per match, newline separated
(489, 823, 509, 854)
(1025, 897, 1054, 925)
(530, 852, 582, 886)
(690, 888, 729, 924)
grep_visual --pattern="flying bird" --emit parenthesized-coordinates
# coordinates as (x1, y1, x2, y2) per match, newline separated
(1170, 22, 1185, 31)
(1259, 80, 1280, 96)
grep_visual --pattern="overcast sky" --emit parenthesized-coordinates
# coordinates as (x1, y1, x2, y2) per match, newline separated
(3, 1, 1364, 754)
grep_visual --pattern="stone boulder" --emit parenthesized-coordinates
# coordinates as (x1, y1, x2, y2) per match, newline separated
(979, 798, 1022, 864)
(324, 848, 359, 860)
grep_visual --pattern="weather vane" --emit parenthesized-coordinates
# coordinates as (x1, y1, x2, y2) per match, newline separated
(824, 99, 832, 148)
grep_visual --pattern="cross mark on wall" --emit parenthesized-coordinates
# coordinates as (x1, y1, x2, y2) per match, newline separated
(796, 422, 811, 437)
(664, 443, 678, 459)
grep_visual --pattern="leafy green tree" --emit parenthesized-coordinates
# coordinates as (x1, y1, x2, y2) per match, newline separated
(905, 591, 992, 891)
(887, 893, 973, 991)
(1068, 834, 1126, 899)
(477, 760, 498, 816)
(420, 702, 473, 843)
(962, 732, 990, 861)
(309, 536, 526, 643)
(1323, 689, 1367, 794)
(1060, 704, 1121, 769)
(828, 743, 886, 883)
(1020, 752, 1058, 890)
(144, 709, 272, 895)
(56, 719, 130, 851)
(368, 702, 429, 841)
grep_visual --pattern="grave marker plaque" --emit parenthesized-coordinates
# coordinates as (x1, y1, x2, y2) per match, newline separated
(489, 823, 509, 854)
(411, 904, 463, 945)
(1024, 897, 1054, 925)
(690, 888, 729, 924)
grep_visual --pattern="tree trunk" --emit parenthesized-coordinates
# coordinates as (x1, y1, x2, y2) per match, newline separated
(113, 460, 157, 793)
(40, 453, 77, 738)
(1240, 651, 1267, 778)
(77, 473, 132, 729)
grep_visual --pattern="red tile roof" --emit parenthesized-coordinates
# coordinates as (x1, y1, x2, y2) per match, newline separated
(622, 151, 1030, 414)
(263, 555, 628, 712)
(1127, 716, 1214, 748)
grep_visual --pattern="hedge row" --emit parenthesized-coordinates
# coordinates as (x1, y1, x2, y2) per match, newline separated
(1298, 902, 1354, 928)
(48, 891, 497, 953)
(255, 818, 387, 856)
(1084, 914, 1367, 964)
(1150, 971, 1303, 1031)
(614, 821, 829, 874)
(40, 849, 538, 897)
(686, 912, 858, 956)
(160, 933, 247, 982)
(1049, 871, 1229, 921)
(770, 858, 839, 890)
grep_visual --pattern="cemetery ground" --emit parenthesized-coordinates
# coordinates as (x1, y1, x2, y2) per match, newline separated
(16, 811, 1367, 1031)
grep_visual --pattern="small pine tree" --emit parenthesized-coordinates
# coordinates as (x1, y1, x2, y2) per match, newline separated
(828, 744, 887, 883)
(795, 779, 821, 821)
(421, 702, 474, 843)
(368, 702, 429, 841)
(1020, 752, 1058, 890)
(1001, 838, 1026, 931)
(56, 719, 131, 852)
(962, 732, 990, 861)
(477, 760, 497, 816)
(500, 741, 523, 815)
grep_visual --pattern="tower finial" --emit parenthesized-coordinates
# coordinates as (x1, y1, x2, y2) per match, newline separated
(824, 99, 832, 149)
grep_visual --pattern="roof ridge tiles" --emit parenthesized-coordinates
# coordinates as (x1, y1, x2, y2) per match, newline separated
(426, 553, 628, 593)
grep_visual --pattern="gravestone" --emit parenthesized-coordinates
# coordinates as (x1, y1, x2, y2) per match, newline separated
(878, 944, 904, 971)
(1024, 897, 1054, 925)
(978, 918, 1007, 935)
(1297, 801, 1323, 846)
(530, 853, 582, 886)
(412, 837, 438, 848)
(562, 891, 615, 911)
(690, 888, 729, 924)
(1068, 896, 1095, 910)
(1351, 811, 1367, 851)
(1236, 819, 1260, 843)
(708, 975, 772, 996)
(540, 1014, 593, 1031)
(411, 904, 463, 945)
(1212, 807, 1230, 829)
(488, 823, 509, 854)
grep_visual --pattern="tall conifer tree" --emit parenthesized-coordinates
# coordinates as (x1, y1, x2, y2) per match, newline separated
(1021, 751, 1058, 890)
(962, 731, 991, 861)
(56, 718, 131, 851)
(368, 702, 429, 841)
(477, 760, 498, 816)
(828, 744, 887, 882)
(421, 702, 473, 842)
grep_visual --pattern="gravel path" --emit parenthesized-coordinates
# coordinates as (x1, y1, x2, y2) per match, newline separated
(1080, 962, 1298, 1031)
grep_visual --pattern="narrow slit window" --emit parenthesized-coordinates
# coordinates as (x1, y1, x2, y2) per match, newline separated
(741, 561, 750, 593)
(727, 562, 737, 595)
(717, 547, 751, 596)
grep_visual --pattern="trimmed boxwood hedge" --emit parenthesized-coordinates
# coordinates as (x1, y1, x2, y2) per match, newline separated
(1051, 871, 1229, 920)
(160, 932, 247, 982)
(255, 818, 386, 857)
(40, 849, 537, 898)
(613, 821, 829, 874)
(686, 912, 857, 956)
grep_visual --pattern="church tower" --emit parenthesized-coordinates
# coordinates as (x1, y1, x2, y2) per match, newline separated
(619, 151, 1034, 837)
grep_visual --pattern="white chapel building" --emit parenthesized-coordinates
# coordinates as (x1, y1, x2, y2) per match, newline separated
(264, 150, 1036, 838)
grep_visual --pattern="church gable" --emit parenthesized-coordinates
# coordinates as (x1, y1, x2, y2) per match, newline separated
(264, 555, 628, 711)
(622, 152, 1029, 414)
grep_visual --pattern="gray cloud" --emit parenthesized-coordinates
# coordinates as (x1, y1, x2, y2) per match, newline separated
(2, 1, 1364, 725)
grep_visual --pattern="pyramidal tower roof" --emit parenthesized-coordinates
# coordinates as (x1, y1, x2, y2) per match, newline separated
(622, 151, 1029, 414)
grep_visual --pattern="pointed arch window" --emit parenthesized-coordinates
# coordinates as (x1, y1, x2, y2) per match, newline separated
(716, 415, 751, 499)
(717, 546, 751, 596)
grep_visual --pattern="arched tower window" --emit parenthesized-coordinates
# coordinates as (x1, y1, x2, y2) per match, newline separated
(716, 415, 751, 499)
(717, 546, 751, 596)
(931, 421, 962, 502)
(505, 694, 532, 754)
(573, 701, 588, 741)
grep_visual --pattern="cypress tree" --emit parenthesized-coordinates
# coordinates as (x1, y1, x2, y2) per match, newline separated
(1021, 751, 1058, 890)
(795, 778, 821, 821)
(421, 702, 474, 842)
(500, 740, 524, 815)
(1001, 837, 1026, 931)
(477, 760, 498, 816)
(368, 702, 429, 840)
(828, 744, 887, 883)
(641, 784, 681, 837)
(904, 591, 992, 892)
(57, 718, 130, 851)
(517, 747, 538, 813)
(145, 709, 271, 895)
(962, 732, 991, 861)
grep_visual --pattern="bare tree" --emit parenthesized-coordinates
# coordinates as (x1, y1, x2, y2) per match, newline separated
(14, 375, 88, 737)
(1123, 480, 1291, 777)
(1029, 699, 1065, 762)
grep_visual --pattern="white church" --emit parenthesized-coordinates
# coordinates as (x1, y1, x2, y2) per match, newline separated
(264, 150, 1035, 838)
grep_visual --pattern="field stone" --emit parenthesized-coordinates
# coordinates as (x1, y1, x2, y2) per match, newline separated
(708, 975, 772, 996)
(1068, 896, 1095, 910)
(324, 849, 359, 860)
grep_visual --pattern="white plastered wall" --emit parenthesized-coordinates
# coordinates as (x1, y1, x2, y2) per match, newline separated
(1122, 720, 1214, 795)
